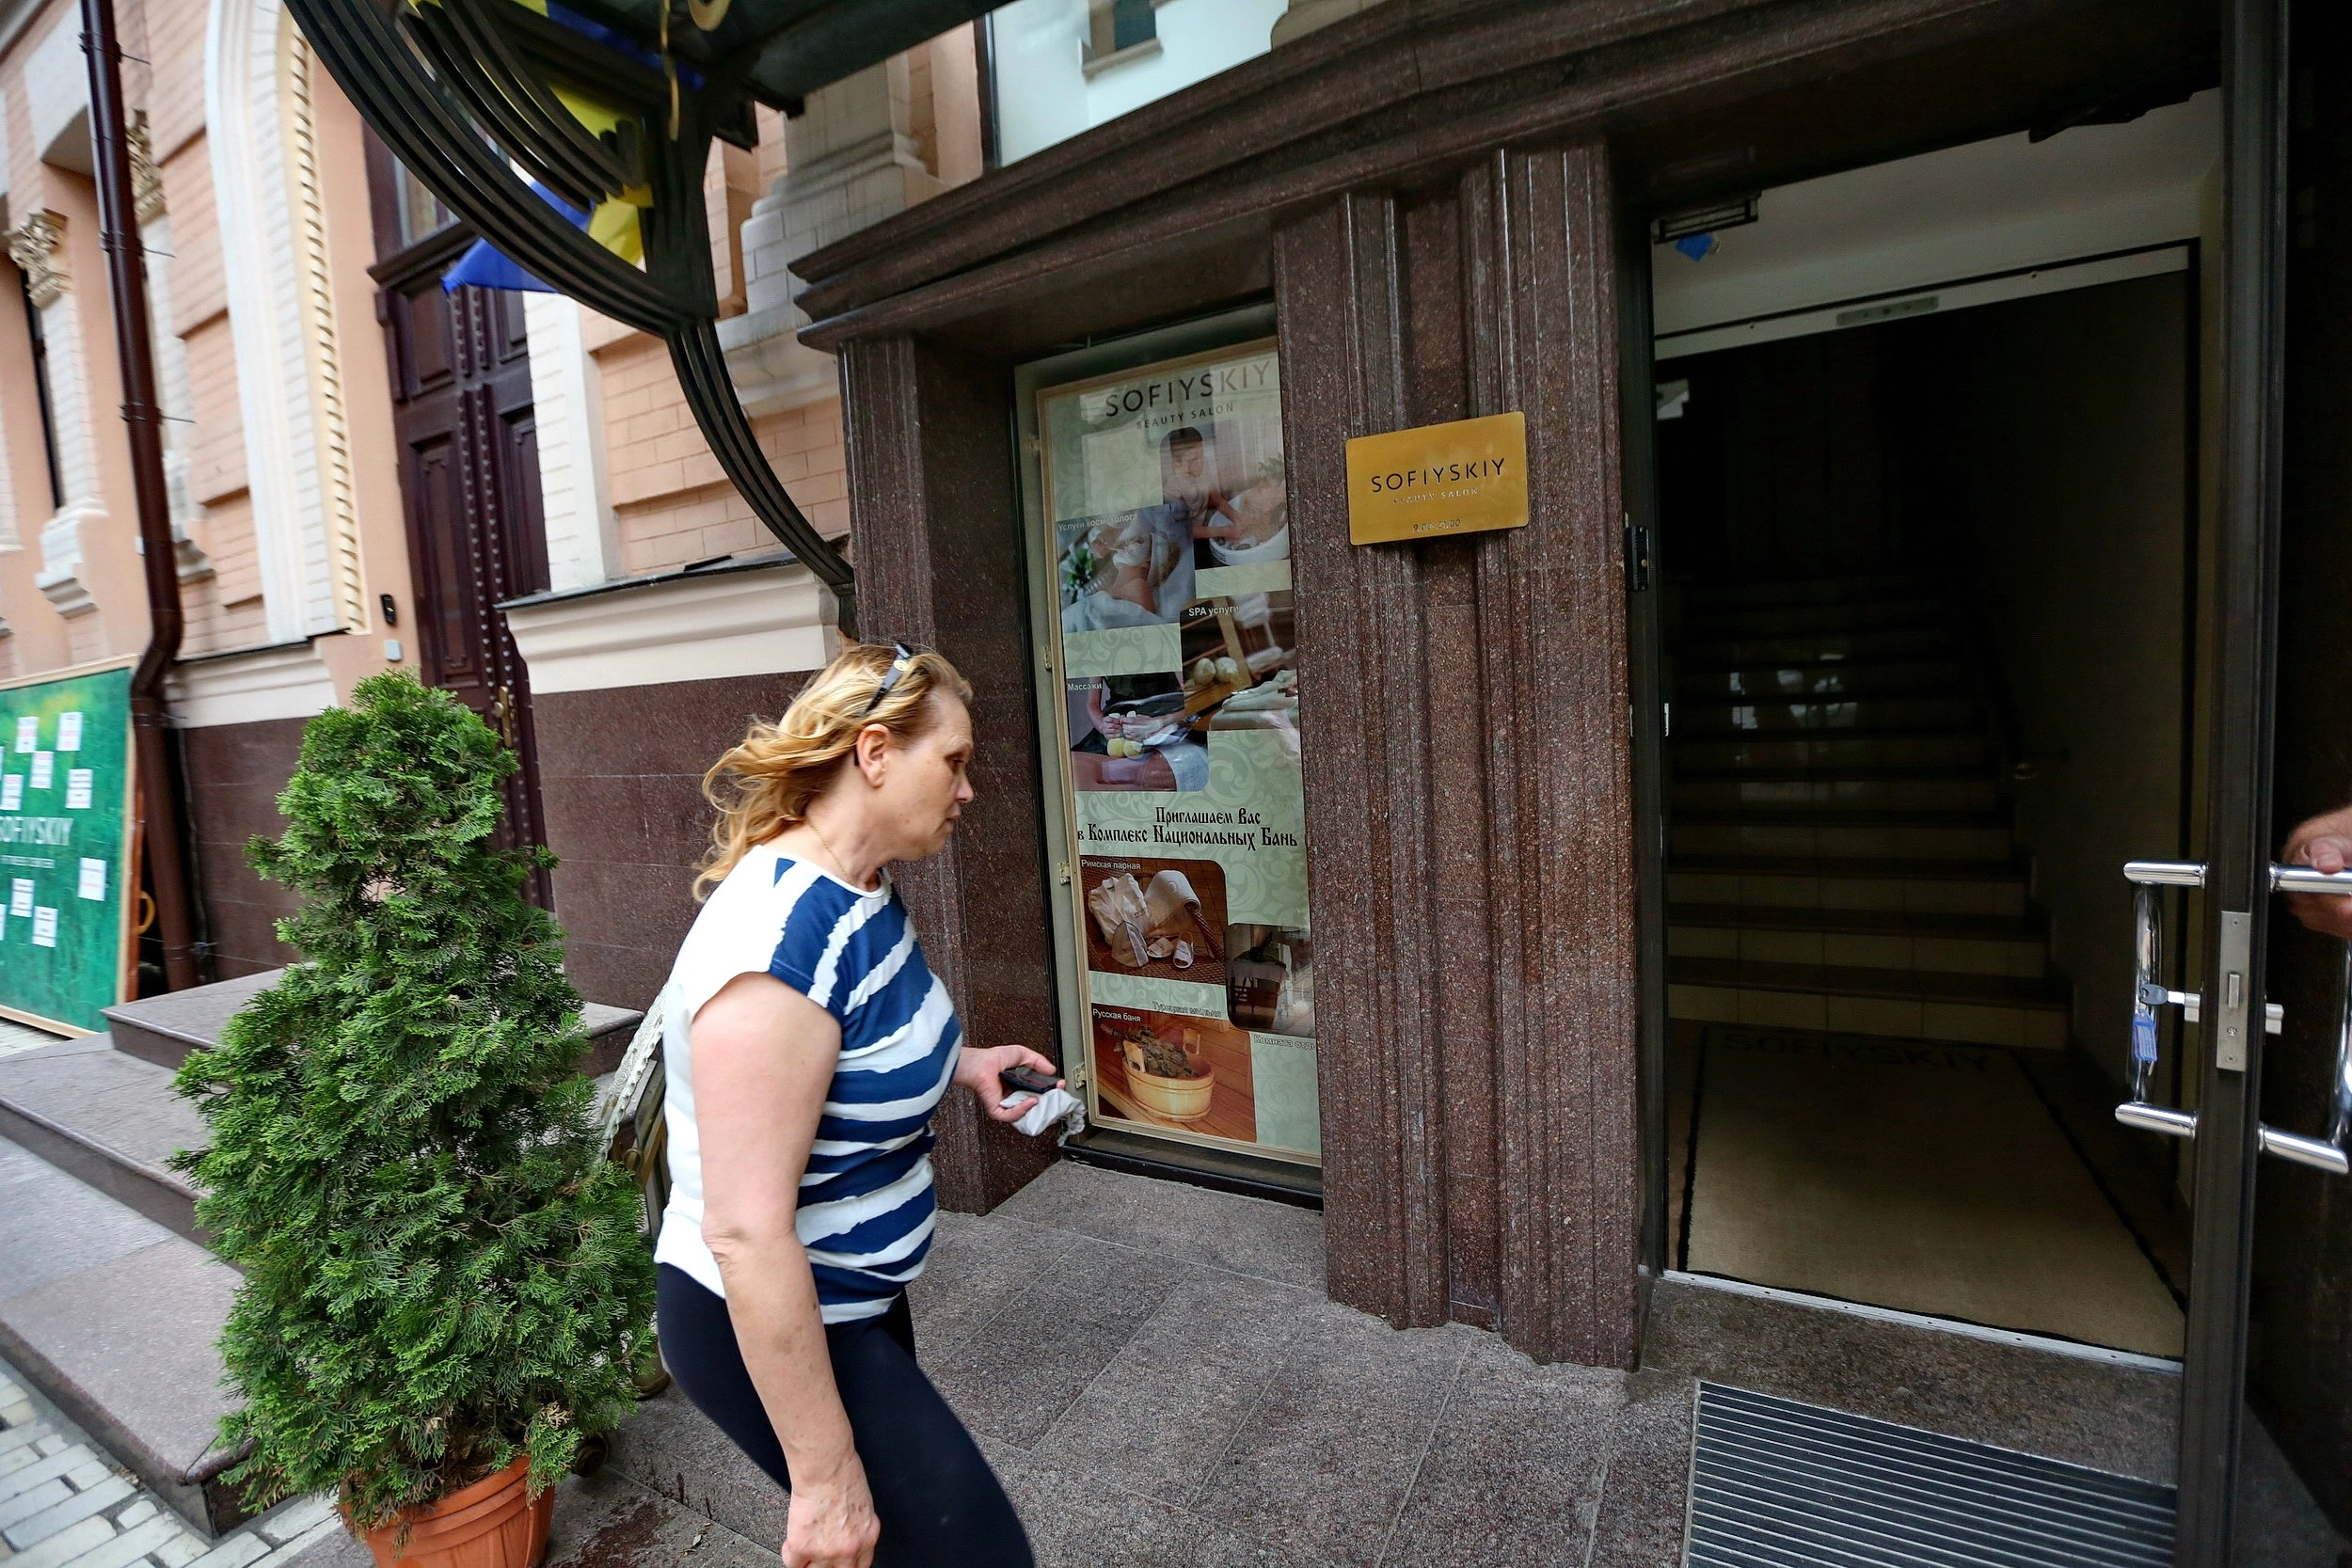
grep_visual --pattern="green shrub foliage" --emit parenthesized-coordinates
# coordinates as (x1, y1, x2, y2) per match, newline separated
(174, 672, 655, 1529)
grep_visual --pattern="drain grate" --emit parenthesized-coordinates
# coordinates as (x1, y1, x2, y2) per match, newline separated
(1688, 1383, 2176, 1567)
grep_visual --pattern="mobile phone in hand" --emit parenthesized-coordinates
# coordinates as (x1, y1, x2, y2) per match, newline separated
(999, 1064, 1060, 1095)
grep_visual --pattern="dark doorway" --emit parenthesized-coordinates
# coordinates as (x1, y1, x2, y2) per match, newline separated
(364, 142, 555, 906)
(1655, 270, 2201, 1358)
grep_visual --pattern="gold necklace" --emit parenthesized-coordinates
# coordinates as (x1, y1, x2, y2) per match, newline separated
(804, 816, 868, 891)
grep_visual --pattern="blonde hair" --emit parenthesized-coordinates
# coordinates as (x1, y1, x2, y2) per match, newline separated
(696, 642, 973, 897)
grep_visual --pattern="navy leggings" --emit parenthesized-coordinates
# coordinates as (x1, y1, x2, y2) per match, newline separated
(657, 1264, 1032, 1567)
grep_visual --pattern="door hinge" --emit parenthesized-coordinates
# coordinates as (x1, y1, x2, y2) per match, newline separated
(1623, 521, 1654, 594)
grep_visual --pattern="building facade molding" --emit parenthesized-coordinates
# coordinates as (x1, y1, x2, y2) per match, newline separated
(207, 0, 361, 641)
(5, 208, 67, 307)
(502, 561, 837, 695)
(165, 638, 340, 728)
(127, 109, 165, 225)
(522, 292, 623, 593)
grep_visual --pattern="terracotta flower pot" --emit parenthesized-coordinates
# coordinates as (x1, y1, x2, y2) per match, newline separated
(356, 1456, 553, 1568)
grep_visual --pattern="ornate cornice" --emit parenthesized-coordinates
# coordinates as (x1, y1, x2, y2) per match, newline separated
(130, 111, 166, 224)
(6, 211, 67, 308)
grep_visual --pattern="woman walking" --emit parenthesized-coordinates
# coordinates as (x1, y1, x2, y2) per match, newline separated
(654, 643, 1049, 1568)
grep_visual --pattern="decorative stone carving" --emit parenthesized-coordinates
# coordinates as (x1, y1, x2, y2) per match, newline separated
(130, 111, 166, 224)
(6, 211, 68, 308)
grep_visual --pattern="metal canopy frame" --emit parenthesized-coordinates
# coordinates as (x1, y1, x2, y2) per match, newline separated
(288, 0, 996, 633)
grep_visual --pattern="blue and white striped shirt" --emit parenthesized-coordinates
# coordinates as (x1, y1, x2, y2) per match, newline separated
(655, 844, 961, 1323)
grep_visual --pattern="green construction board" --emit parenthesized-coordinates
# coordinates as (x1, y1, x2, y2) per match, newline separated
(0, 662, 136, 1034)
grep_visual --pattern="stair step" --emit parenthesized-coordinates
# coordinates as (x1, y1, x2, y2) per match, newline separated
(1680, 629, 1957, 669)
(103, 971, 644, 1076)
(1673, 771, 1999, 812)
(1670, 904, 2048, 978)
(1675, 696, 1981, 734)
(1676, 661, 1967, 702)
(1671, 807, 2012, 863)
(1681, 574, 1933, 610)
(1694, 597, 1948, 638)
(1668, 731, 1991, 771)
(0, 1131, 243, 1537)
(1667, 956, 2071, 1048)
(0, 1037, 204, 1244)
(1670, 855, 2030, 918)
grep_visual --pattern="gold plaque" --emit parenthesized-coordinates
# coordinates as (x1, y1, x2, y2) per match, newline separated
(1345, 411, 1528, 546)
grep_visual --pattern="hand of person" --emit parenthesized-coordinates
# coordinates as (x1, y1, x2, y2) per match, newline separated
(954, 1042, 1063, 1123)
(782, 1463, 879, 1568)
(2282, 804, 2352, 941)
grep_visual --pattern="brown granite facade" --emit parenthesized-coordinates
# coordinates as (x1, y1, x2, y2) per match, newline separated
(530, 671, 816, 1012)
(179, 719, 306, 979)
(792, 0, 2210, 1369)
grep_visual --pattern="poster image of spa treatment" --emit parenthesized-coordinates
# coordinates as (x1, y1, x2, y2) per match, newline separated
(1039, 339, 1319, 1162)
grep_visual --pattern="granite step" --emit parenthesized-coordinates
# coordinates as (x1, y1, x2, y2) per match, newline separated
(1673, 660, 1967, 702)
(0, 1132, 245, 1537)
(1678, 628, 1957, 670)
(1680, 574, 1932, 610)
(1668, 854, 2032, 919)
(1667, 954, 2072, 1049)
(1673, 695, 1981, 734)
(1668, 730, 1991, 771)
(1670, 808, 2014, 863)
(1671, 768, 1999, 813)
(1693, 597, 1948, 639)
(103, 973, 642, 1077)
(1669, 903, 2050, 979)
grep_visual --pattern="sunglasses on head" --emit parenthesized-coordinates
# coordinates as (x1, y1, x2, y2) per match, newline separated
(863, 642, 920, 716)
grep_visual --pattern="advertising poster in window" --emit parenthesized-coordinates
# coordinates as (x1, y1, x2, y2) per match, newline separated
(1037, 340, 1318, 1162)
(0, 660, 138, 1034)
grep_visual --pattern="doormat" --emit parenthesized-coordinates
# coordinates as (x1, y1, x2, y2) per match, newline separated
(1682, 1025, 2184, 1357)
(1688, 1382, 2175, 1567)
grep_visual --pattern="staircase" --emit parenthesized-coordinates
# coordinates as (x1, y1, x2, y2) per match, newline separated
(1665, 575, 2072, 1050)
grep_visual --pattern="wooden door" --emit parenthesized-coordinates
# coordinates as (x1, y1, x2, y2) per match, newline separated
(366, 141, 555, 905)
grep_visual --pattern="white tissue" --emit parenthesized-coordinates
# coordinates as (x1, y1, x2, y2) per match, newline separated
(1003, 1085, 1082, 1137)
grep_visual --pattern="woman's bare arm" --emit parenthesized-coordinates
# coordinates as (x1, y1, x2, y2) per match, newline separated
(694, 972, 879, 1568)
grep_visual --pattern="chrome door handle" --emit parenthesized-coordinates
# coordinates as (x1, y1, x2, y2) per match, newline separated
(2110, 860, 2351, 1179)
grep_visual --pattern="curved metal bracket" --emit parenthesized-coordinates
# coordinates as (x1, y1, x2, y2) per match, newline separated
(287, 0, 857, 626)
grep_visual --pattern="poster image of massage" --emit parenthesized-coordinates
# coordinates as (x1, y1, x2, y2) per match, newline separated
(1043, 341, 1285, 641)
(1090, 1005, 1257, 1145)
(1065, 674, 1208, 792)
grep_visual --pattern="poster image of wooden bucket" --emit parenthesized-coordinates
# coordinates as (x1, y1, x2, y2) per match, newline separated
(1089, 1004, 1255, 1145)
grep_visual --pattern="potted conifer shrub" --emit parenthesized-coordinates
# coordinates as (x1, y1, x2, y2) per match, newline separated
(174, 672, 655, 1568)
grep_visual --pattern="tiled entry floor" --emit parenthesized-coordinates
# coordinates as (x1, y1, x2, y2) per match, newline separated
(278, 1160, 2348, 1568)
(613, 1162, 1692, 1568)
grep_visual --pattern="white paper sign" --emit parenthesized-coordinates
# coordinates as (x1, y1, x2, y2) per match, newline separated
(56, 712, 82, 752)
(0, 909, 7, 942)
(29, 752, 53, 790)
(77, 858, 106, 901)
(65, 769, 93, 810)
(11, 717, 33, 752)
(31, 906, 57, 947)
(8, 879, 29, 917)
(0, 776, 19, 812)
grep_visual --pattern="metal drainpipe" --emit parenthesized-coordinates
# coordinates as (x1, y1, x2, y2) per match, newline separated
(84, 0, 199, 992)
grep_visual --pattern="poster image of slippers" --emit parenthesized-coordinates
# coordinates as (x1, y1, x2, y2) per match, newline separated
(1092, 1005, 1257, 1145)
(1224, 925, 1315, 1039)
(1057, 507, 1196, 631)
(1178, 593, 1298, 732)
(1079, 855, 1228, 986)
(1065, 674, 1210, 792)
